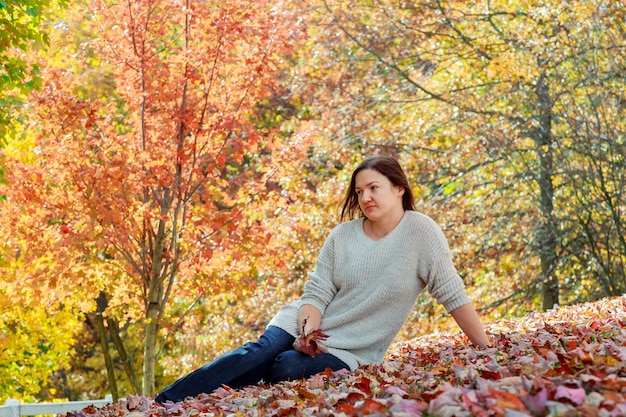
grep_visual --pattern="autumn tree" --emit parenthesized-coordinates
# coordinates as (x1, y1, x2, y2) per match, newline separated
(0, 128, 110, 400)
(0, 234, 84, 401)
(556, 31, 626, 299)
(0, 0, 70, 145)
(2, 0, 307, 396)
(290, 0, 626, 326)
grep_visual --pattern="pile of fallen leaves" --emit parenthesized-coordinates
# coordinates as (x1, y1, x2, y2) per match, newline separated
(69, 295, 626, 416)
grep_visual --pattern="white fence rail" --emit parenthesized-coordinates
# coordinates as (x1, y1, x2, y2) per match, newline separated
(0, 395, 113, 417)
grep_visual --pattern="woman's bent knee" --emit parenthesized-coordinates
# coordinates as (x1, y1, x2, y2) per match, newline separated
(267, 351, 348, 383)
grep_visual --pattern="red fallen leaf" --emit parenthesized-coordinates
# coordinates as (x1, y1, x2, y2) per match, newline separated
(461, 391, 491, 417)
(488, 387, 527, 410)
(355, 377, 372, 395)
(533, 340, 553, 357)
(544, 321, 564, 334)
(418, 388, 444, 402)
(560, 336, 580, 350)
(478, 369, 502, 380)
(344, 392, 366, 405)
(82, 406, 97, 414)
(293, 318, 329, 358)
(358, 398, 387, 414)
(276, 407, 299, 417)
(337, 395, 386, 414)
(336, 403, 357, 413)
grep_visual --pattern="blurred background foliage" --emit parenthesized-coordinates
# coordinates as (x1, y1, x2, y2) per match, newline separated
(0, 0, 624, 401)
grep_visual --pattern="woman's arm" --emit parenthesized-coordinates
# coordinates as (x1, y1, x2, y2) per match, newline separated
(450, 303, 491, 347)
(298, 303, 322, 334)
(293, 303, 327, 357)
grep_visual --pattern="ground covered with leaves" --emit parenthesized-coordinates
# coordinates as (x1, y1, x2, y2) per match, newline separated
(71, 295, 626, 416)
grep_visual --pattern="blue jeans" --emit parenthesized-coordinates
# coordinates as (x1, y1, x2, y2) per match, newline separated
(155, 326, 349, 403)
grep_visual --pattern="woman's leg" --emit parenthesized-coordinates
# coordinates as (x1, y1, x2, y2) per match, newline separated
(266, 350, 349, 383)
(155, 326, 294, 403)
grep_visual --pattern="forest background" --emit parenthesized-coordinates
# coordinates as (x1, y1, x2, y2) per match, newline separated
(0, 0, 624, 402)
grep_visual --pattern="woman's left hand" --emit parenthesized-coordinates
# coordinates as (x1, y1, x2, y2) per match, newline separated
(293, 328, 329, 357)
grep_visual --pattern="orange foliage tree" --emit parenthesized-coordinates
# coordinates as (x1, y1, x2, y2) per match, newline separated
(2, 0, 307, 395)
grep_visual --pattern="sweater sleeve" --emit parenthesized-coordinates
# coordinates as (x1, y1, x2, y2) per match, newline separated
(421, 220, 471, 313)
(299, 229, 338, 315)
(425, 253, 470, 313)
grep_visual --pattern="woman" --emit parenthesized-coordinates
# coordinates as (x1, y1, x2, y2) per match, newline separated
(155, 155, 490, 403)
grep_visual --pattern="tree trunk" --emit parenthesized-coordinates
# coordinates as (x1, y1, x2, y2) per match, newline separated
(142, 217, 168, 395)
(94, 313, 119, 400)
(534, 74, 559, 310)
(107, 317, 141, 394)
(143, 299, 160, 395)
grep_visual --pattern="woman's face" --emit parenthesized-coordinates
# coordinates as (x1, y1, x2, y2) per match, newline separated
(355, 169, 404, 221)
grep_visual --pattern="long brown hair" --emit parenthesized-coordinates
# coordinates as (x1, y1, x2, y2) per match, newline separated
(340, 156, 416, 221)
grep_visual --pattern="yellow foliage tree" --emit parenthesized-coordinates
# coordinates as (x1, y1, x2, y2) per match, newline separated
(0, 235, 84, 402)
(286, 0, 626, 332)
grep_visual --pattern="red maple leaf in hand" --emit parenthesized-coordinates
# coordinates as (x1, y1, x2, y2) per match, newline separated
(293, 318, 329, 357)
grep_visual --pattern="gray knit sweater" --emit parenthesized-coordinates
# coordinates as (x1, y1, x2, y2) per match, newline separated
(267, 210, 471, 371)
